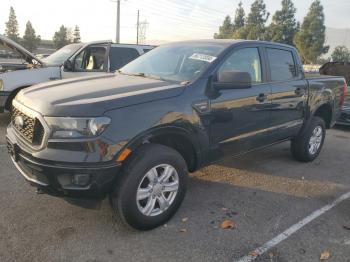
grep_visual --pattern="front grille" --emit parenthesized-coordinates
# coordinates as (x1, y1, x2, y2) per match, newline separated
(11, 105, 45, 146)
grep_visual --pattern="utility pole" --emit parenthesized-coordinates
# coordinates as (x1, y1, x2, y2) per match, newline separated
(111, 0, 121, 43)
(116, 0, 120, 43)
(136, 10, 140, 44)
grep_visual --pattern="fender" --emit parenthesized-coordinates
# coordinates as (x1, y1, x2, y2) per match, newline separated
(115, 124, 207, 170)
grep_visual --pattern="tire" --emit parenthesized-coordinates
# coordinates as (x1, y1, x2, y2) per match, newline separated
(291, 116, 326, 162)
(110, 143, 188, 230)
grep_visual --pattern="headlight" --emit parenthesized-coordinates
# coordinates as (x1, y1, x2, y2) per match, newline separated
(44, 116, 111, 139)
(0, 80, 3, 91)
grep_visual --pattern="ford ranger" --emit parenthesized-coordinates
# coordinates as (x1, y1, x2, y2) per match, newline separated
(6, 40, 347, 230)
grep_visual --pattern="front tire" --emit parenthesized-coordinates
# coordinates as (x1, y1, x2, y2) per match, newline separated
(110, 143, 188, 230)
(291, 116, 326, 162)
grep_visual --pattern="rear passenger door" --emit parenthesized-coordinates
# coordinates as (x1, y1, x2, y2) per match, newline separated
(109, 47, 140, 72)
(266, 46, 307, 139)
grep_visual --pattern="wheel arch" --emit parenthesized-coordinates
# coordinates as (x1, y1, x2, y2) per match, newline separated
(118, 126, 203, 172)
(312, 102, 333, 128)
(5, 85, 30, 110)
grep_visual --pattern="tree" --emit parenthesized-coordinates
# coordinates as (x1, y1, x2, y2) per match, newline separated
(266, 0, 298, 45)
(73, 25, 81, 43)
(5, 7, 20, 42)
(22, 21, 41, 52)
(233, 2, 245, 31)
(244, 0, 269, 40)
(331, 46, 350, 62)
(294, 0, 329, 64)
(53, 25, 70, 49)
(214, 16, 233, 39)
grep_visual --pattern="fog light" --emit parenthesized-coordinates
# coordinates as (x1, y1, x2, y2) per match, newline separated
(73, 174, 90, 186)
(57, 174, 72, 187)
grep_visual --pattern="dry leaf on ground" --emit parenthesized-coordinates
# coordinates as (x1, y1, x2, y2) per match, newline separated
(220, 219, 236, 229)
(320, 250, 331, 260)
(180, 228, 187, 233)
(182, 217, 188, 222)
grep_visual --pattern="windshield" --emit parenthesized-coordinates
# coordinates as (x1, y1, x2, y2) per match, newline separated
(43, 43, 83, 65)
(119, 43, 225, 82)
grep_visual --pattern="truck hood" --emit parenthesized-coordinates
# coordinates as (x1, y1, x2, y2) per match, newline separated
(16, 74, 186, 116)
(0, 34, 43, 67)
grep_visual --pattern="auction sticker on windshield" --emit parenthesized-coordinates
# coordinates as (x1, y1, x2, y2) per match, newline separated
(189, 53, 217, 63)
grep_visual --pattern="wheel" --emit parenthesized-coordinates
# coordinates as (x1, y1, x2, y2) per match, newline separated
(110, 143, 188, 230)
(291, 116, 326, 162)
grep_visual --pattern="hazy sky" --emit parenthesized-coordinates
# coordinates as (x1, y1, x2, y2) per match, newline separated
(0, 0, 349, 45)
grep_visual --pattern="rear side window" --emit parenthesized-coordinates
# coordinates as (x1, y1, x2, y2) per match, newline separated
(109, 47, 140, 71)
(267, 48, 297, 81)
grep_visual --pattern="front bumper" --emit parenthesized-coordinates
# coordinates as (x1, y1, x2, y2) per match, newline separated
(6, 129, 121, 200)
(0, 91, 10, 113)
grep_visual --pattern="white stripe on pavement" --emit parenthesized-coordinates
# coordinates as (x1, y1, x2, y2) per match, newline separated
(236, 191, 350, 262)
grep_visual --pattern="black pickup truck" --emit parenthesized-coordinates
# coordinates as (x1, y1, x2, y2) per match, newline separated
(6, 40, 347, 230)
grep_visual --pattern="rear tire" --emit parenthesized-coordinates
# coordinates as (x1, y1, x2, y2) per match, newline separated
(291, 116, 326, 162)
(110, 143, 188, 230)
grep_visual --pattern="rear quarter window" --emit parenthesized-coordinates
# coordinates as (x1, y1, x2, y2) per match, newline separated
(109, 47, 140, 71)
(267, 48, 297, 82)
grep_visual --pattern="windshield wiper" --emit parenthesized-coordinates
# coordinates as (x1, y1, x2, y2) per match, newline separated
(118, 71, 166, 81)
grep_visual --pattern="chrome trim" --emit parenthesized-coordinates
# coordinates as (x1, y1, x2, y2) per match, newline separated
(11, 157, 48, 186)
(222, 119, 304, 143)
(12, 99, 50, 151)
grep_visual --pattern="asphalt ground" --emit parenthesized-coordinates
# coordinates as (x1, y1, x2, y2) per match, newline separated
(0, 112, 350, 262)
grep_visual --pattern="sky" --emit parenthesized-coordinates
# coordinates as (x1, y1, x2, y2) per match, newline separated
(0, 0, 349, 45)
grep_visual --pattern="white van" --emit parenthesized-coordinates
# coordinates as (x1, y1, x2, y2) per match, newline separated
(0, 34, 154, 112)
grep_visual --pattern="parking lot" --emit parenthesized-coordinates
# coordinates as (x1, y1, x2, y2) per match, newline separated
(0, 112, 350, 262)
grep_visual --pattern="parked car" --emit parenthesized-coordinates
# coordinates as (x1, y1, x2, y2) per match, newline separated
(0, 34, 155, 113)
(6, 40, 347, 230)
(319, 62, 349, 125)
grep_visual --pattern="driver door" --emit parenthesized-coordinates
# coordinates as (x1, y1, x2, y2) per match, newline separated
(209, 46, 273, 161)
(61, 44, 109, 79)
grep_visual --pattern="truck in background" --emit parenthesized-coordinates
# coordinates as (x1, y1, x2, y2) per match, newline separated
(0, 34, 154, 113)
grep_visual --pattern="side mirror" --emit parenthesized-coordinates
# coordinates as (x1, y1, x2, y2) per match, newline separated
(214, 70, 252, 90)
(63, 60, 73, 71)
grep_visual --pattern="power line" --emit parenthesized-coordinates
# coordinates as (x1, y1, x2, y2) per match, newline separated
(125, 1, 222, 28)
(126, 0, 225, 23)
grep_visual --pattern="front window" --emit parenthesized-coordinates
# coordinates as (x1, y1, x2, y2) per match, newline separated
(219, 47, 262, 83)
(119, 43, 225, 82)
(74, 45, 107, 71)
(43, 43, 83, 65)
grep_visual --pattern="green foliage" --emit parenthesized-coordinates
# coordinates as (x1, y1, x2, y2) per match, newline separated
(214, 16, 234, 39)
(22, 21, 41, 52)
(5, 7, 20, 43)
(233, 2, 245, 31)
(331, 46, 350, 62)
(53, 25, 71, 49)
(294, 0, 329, 64)
(244, 0, 269, 40)
(266, 0, 298, 45)
(73, 25, 81, 43)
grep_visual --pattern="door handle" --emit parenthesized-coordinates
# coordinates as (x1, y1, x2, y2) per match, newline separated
(295, 87, 306, 96)
(256, 93, 268, 102)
